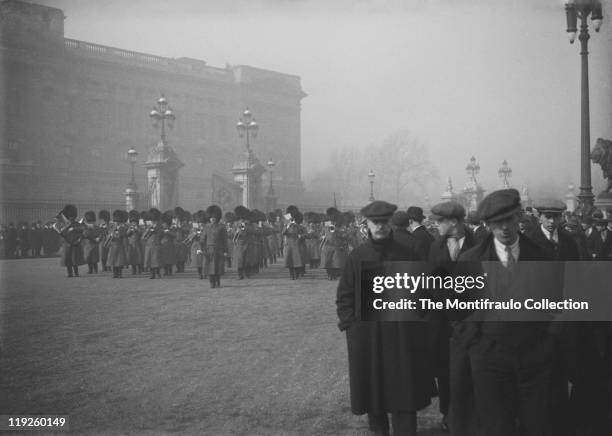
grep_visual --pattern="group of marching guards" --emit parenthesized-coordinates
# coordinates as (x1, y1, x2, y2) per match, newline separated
(52, 202, 376, 287)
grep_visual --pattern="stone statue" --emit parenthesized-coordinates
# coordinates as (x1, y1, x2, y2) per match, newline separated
(591, 138, 612, 194)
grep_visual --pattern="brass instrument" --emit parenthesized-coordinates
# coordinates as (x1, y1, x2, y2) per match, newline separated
(44, 212, 84, 245)
(102, 223, 126, 248)
(183, 228, 201, 245)
(142, 224, 157, 240)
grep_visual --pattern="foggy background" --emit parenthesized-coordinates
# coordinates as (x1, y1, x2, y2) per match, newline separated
(37, 0, 612, 206)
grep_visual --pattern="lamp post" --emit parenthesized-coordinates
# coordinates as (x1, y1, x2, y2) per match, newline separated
(368, 169, 375, 202)
(565, 0, 603, 212)
(498, 159, 512, 189)
(125, 146, 139, 211)
(267, 159, 276, 196)
(466, 156, 480, 184)
(149, 95, 175, 144)
(236, 108, 259, 154)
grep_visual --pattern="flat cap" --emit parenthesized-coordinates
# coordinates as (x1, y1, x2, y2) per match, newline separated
(431, 201, 465, 221)
(478, 189, 521, 223)
(360, 201, 397, 220)
(406, 206, 425, 222)
(466, 210, 480, 225)
(391, 210, 410, 227)
(535, 199, 567, 215)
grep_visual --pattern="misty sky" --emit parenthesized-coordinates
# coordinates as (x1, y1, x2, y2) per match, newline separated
(37, 0, 612, 201)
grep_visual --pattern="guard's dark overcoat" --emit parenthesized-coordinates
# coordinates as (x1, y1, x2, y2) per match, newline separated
(143, 225, 163, 269)
(283, 223, 305, 268)
(321, 227, 348, 269)
(529, 225, 581, 261)
(411, 225, 435, 258)
(106, 225, 127, 267)
(80, 225, 100, 264)
(126, 225, 143, 265)
(160, 226, 177, 265)
(232, 224, 252, 270)
(59, 224, 85, 267)
(201, 222, 227, 276)
(336, 234, 433, 414)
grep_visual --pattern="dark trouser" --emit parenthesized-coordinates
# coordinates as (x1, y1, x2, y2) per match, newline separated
(469, 335, 555, 436)
(66, 266, 79, 277)
(449, 336, 477, 436)
(289, 267, 296, 280)
(208, 274, 220, 287)
(197, 267, 203, 279)
(368, 412, 417, 436)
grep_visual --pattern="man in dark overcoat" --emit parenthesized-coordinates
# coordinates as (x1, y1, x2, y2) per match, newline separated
(58, 204, 85, 277)
(81, 210, 100, 273)
(201, 205, 227, 288)
(107, 210, 128, 278)
(407, 206, 435, 257)
(456, 189, 559, 436)
(283, 205, 306, 280)
(466, 210, 489, 246)
(391, 211, 422, 256)
(427, 201, 475, 433)
(143, 208, 163, 279)
(337, 200, 433, 436)
(529, 200, 581, 261)
(98, 210, 111, 272)
(126, 210, 143, 275)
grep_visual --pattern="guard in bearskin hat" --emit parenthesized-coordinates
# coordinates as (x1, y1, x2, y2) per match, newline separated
(160, 210, 177, 276)
(126, 210, 143, 275)
(188, 210, 206, 279)
(106, 210, 128, 278)
(223, 211, 236, 269)
(143, 208, 163, 279)
(173, 207, 189, 273)
(304, 212, 322, 269)
(321, 207, 349, 280)
(282, 206, 306, 280)
(98, 210, 111, 272)
(197, 205, 227, 288)
(81, 210, 101, 274)
(59, 204, 85, 277)
(265, 212, 280, 264)
(232, 205, 252, 279)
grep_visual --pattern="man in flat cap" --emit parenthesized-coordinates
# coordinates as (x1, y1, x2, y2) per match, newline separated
(407, 206, 435, 258)
(530, 199, 580, 261)
(391, 210, 424, 258)
(336, 201, 432, 436)
(454, 189, 561, 436)
(427, 201, 475, 433)
(466, 211, 489, 246)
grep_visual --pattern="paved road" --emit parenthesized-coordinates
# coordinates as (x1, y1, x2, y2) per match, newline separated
(0, 258, 446, 435)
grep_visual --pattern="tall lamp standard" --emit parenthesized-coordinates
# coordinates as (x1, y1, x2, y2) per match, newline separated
(265, 159, 277, 212)
(236, 108, 259, 154)
(565, 0, 603, 212)
(466, 156, 480, 184)
(149, 95, 176, 144)
(368, 169, 376, 202)
(498, 159, 512, 189)
(125, 146, 139, 211)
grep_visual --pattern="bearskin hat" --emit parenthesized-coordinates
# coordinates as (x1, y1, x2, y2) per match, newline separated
(62, 204, 78, 220)
(251, 209, 266, 223)
(98, 209, 111, 222)
(84, 210, 96, 223)
(234, 205, 251, 221)
(224, 211, 236, 223)
(112, 209, 123, 223)
(140, 210, 149, 221)
(304, 211, 317, 224)
(174, 207, 185, 221)
(128, 210, 140, 223)
(161, 211, 173, 226)
(148, 208, 161, 222)
(326, 207, 340, 220)
(294, 210, 304, 224)
(286, 205, 300, 219)
(192, 210, 204, 223)
(206, 204, 222, 221)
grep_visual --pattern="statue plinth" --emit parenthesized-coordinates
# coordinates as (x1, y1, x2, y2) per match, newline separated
(144, 141, 184, 211)
(125, 184, 139, 211)
(232, 150, 265, 209)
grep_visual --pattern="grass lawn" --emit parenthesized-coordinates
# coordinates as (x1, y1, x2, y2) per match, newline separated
(0, 258, 445, 435)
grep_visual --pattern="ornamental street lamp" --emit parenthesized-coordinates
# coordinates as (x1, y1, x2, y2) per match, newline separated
(368, 169, 375, 202)
(565, 0, 603, 212)
(125, 146, 139, 211)
(498, 159, 512, 189)
(267, 159, 276, 196)
(236, 107, 259, 153)
(466, 156, 480, 184)
(149, 95, 176, 144)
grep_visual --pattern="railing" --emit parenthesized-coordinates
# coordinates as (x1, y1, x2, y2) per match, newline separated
(64, 38, 228, 78)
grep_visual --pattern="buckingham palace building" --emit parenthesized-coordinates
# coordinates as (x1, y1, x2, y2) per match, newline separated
(0, 0, 307, 222)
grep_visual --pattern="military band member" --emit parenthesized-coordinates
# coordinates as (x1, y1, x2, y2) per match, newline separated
(266, 212, 280, 265)
(59, 204, 85, 277)
(189, 210, 206, 280)
(29, 221, 43, 258)
(143, 208, 163, 279)
(283, 206, 306, 280)
(336, 200, 431, 436)
(174, 207, 189, 273)
(304, 212, 322, 269)
(233, 206, 252, 280)
(81, 210, 100, 273)
(98, 210, 111, 272)
(106, 210, 128, 278)
(160, 211, 177, 276)
(321, 207, 349, 280)
(201, 205, 228, 288)
(126, 210, 143, 275)
(224, 211, 236, 269)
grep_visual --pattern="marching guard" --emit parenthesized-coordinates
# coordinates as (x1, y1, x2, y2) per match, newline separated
(98, 210, 111, 272)
(321, 207, 349, 280)
(200, 205, 227, 288)
(143, 208, 163, 279)
(232, 206, 252, 280)
(58, 204, 85, 277)
(126, 210, 144, 275)
(81, 210, 100, 274)
(160, 211, 177, 276)
(106, 210, 128, 278)
(282, 206, 306, 280)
